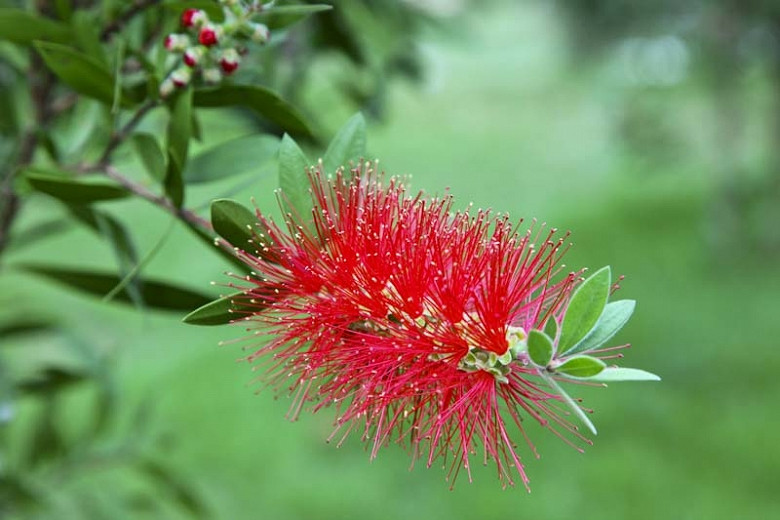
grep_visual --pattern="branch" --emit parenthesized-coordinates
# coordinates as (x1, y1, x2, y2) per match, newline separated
(96, 100, 159, 168)
(100, 0, 163, 42)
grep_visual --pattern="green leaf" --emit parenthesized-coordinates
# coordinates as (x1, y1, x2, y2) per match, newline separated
(25, 171, 128, 203)
(210, 199, 264, 254)
(70, 10, 105, 64)
(587, 367, 661, 382)
(34, 41, 134, 107)
(19, 264, 213, 312)
(258, 4, 333, 30)
(132, 132, 166, 182)
(527, 329, 554, 367)
(166, 88, 193, 207)
(543, 316, 558, 342)
(278, 134, 312, 220)
(137, 458, 208, 517)
(559, 266, 611, 352)
(322, 113, 367, 174)
(542, 372, 597, 435)
(193, 85, 313, 139)
(184, 134, 279, 184)
(564, 299, 635, 356)
(0, 8, 72, 44)
(555, 355, 606, 378)
(182, 293, 257, 326)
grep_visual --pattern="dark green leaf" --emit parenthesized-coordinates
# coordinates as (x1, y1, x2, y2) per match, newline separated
(182, 292, 260, 326)
(70, 10, 105, 64)
(0, 320, 56, 341)
(184, 134, 279, 184)
(322, 113, 367, 174)
(258, 4, 333, 30)
(555, 355, 606, 378)
(19, 264, 213, 312)
(182, 219, 252, 273)
(211, 199, 258, 252)
(193, 85, 313, 139)
(0, 8, 72, 44)
(18, 366, 88, 395)
(564, 299, 635, 356)
(34, 41, 134, 107)
(278, 134, 312, 220)
(588, 367, 661, 382)
(25, 171, 128, 203)
(559, 266, 611, 352)
(527, 329, 554, 367)
(132, 132, 166, 182)
(166, 88, 193, 207)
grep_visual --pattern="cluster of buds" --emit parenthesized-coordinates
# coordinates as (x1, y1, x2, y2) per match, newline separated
(160, 1, 271, 96)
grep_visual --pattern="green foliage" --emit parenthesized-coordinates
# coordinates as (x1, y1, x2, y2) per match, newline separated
(184, 134, 279, 184)
(563, 299, 635, 356)
(24, 171, 129, 203)
(132, 133, 167, 182)
(182, 293, 251, 326)
(193, 85, 313, 139)
(19, 265, 212, 312)
(278, 133, 312, 219)
(165, 88, 193, 207)
(210, 199, 260, 254)
(527, 329, 554, 367)
(0, 8, 72, 44)
(559, 266, 611, 351)
(322, 112, 367, 174)
(555, 355, 606, 378)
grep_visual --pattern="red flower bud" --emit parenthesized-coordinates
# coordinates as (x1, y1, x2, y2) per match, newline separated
(220, 59, 239, 75)
(199, 26, 219, 47)
(181, 8, 203, 28)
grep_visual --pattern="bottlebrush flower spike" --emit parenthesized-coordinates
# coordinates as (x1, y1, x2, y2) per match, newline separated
(208, 160, 659, 489)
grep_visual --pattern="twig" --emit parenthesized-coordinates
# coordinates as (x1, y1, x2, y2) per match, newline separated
(96, 100, 159, 168)
(100, 0, 163, 42)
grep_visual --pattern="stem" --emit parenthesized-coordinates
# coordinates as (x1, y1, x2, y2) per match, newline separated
(96, 99, 158, 168)
(100, 0, 163, 42)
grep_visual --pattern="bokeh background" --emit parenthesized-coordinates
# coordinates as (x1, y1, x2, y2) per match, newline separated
(3, 0, 780, 518)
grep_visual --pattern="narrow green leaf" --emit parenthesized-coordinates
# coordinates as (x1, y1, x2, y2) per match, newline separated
(0, 9, 72, 44)
(527, 329, 554, 367)
(193, 85, 313, 139)
(211, 199, 260, 253)
(70, 10, 105, 64)
(34, 41, 134, 107)
(0, 320, 56, 341)
(543, 372, 597, 435)
(322, 113, 367, 174)
(555, 355, 606, 378)
(559, 266, 611, 352)
(564, 299, 635, 356)
(587, 367, 661, 382)
(19, 264, 213, 312)
(184, 134, 279, 184)
(25, 172, 128, 203)
(543, 316, 558, 342)
(258, 4, 334, 30)
(166, 88, 193, 207)
(132, 132, 166, 182)
(182, 293, 257, 326)
(278, 134, 312, 220)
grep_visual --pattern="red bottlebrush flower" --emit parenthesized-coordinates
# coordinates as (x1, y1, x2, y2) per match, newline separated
(227, 162, 589, 489)
(198, 26, 219, 47)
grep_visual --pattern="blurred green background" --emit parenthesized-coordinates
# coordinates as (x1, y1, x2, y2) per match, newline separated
(3, 0, 780, 518)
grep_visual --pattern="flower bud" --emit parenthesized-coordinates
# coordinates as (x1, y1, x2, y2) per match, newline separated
(249, 23, 270, 44)
(203, 67, 223, 84)
(181, 8, 207, 28)
(164, 33, 190, 52)
(219, 48, 241, 75)
(171, 66, 193, 88)
(199, 24, 221, 47)
(159, 78, 176, 97)
(183, 46, 205, 67)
